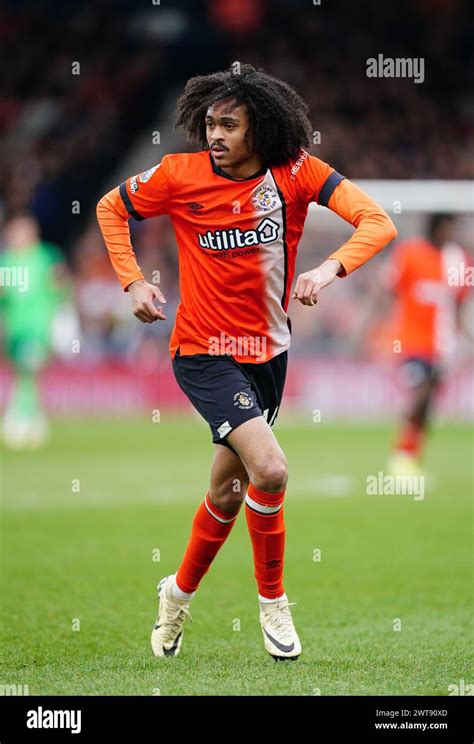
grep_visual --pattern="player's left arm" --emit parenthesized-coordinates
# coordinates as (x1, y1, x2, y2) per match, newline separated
(293, 175, 397, 306)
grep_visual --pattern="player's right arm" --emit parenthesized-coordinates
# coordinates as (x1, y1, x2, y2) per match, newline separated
(292, 152, 397, 306)
(96, 159, 170, 323)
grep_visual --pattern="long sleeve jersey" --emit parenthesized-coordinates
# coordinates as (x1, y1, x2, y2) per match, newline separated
(97, 149, 397, 363)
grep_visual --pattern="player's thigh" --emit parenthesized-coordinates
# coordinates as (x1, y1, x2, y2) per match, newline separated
(209, 443, 249, 510)
(414, 377, 437, 403)
(410, 377, 439, 419)
(407, 366, 440, 419)
(226, 416, 288, 493)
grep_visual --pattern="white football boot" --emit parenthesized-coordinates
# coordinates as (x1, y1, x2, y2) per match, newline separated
(387, 451, 423, 478)
(259, 595, 301, 661)
(2, 411, 49, 450)
(151, 575, 193, 657)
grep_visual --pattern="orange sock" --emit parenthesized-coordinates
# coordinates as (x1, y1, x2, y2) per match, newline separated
(175, 492, 239, 594)
(395, 422, 424, 458)
(245, 482, 286, 600)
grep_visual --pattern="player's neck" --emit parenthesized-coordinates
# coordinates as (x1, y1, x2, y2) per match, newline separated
(216, 153, 264, 180)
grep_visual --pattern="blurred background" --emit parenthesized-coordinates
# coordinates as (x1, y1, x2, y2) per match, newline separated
(0, 0, 472, 426)
(1, 0, 473, 698)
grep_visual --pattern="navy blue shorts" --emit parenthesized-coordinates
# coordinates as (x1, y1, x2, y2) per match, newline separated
(400, 357, 441, 388)
(172, 348, 288, 453)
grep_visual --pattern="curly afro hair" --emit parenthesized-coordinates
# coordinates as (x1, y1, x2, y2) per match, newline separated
(174, 62, 313, 167)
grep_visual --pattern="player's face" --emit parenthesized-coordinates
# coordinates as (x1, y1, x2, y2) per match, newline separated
(205, 101, 255, 170)
(3, 216, 39, 251)
(433, 219, 455, 247)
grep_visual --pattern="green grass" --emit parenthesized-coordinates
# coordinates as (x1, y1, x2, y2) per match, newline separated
(1, 416, 472, 695)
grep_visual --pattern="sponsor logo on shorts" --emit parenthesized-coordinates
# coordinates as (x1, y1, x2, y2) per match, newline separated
(233, 391, 255, 410)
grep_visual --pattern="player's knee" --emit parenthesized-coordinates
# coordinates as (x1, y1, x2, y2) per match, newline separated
(252, 455, 288, 493)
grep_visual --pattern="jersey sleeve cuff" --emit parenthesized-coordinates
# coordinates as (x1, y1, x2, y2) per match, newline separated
(123, 273, 145, 292)
(326, 251, 349, 277)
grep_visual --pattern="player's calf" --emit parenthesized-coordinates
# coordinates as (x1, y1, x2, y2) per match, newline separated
(208, 442, 249, 512)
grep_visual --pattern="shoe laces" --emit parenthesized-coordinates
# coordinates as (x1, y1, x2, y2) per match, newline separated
(263, 600, 297, 641)
(159, 597, 193, 644)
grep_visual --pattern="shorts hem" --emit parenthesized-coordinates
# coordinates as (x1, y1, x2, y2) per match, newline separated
(211, 408, 263, 447)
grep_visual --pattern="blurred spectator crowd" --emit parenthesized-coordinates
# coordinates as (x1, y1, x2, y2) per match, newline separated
(0, 0, 472, 364)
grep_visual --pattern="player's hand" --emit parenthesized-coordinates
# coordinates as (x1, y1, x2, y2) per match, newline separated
(127, 279, 167, 323)
(292, 259, 342, 306)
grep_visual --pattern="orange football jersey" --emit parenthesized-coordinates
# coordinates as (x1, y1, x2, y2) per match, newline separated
(384, 238, 470, 361)
(97, 149, 396, 362)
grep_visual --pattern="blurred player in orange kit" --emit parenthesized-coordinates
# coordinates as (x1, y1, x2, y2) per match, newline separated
(368, 214, 472, 476)
(96, 63, 397, 661)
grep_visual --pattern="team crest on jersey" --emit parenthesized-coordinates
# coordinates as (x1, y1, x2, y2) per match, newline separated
(251, 185, 278, 213)
(139, 165, 159, 183)
(233, 391, 255, 409)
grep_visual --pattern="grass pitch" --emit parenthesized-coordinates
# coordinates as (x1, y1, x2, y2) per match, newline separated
(1, 416, 472, 695)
